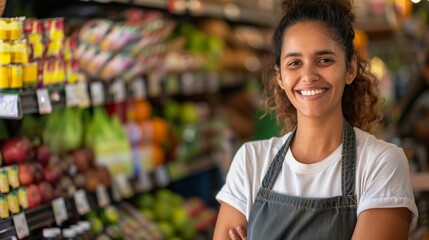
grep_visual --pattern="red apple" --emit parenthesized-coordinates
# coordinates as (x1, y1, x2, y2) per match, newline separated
(18, 163, 34, 186)
(33, 145, 50, 167)
(43, 165, 61, 185)
(27, 184, 42, 209)
(1, 136, 31, 164)
(38, 181, 55, 203)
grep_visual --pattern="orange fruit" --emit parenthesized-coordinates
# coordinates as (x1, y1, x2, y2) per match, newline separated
(151, 117, 169, 145)
(134, 100, 152, 122)
(151, 143, 165, 167)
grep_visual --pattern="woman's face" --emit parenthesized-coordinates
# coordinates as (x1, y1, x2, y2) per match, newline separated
(276, 21, 357, 122)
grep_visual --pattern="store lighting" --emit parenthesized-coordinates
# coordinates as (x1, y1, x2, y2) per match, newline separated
(410, 0, 420, 3)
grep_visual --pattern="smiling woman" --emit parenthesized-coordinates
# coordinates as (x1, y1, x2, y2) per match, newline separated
(213, 0, 418, 239)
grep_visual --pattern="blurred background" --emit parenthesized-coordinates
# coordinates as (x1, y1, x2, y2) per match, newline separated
(1, 0, 429, 239)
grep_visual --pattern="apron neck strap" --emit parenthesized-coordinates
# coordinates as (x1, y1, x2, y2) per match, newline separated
(261, 120, 357, 196)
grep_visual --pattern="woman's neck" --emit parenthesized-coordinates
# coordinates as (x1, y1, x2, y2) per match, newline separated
(291, 117, 344, 164)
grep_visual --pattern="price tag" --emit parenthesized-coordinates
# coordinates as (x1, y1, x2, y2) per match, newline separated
(0, 94, 21, 119)
(147, 73, 163, 97)
(90, 81, 105, 106)
(74, 189, 90, 215)
(111, 80, 126, 103)
(181, 72, 195, 95)
(96, 185, 110, 208)
(114, 174, 134, 199)
(224, 3, 241, 20)
(36, 89, 52, 114)
(65, 84, 79, 107)
(52, 197, 68, 225)
(111, 180, 122, 202)
(132, 77, 146, 100)
(13, 212, 29, 239)
(206, 71, 220, 93)
(136, 172, 153, 193)
(77, 81, 90, 108)
(154, 166, 170, 187)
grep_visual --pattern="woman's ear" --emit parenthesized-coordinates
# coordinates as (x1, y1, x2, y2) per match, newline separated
(346, 55, 358, 85)
(275, 65, 284, 89)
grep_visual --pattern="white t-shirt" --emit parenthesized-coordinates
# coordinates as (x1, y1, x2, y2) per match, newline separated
(216, 127, 418, 230)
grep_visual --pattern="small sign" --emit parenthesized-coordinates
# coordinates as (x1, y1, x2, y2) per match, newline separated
(74, 189, 90, 215)
(147, 73, 163, 97)
(36, 89, 52, 114)
(111, 180, 122, 202)
(65, 84, 79, 107)
(13, 212, 29, 239)
(136, 172, 153, 193)
(154, 166, 170, 187)
(96, 185, 110, 208)
(114, 174, 134, 199)
(0, 94, 21, 119)
(132, 77, 146, 100)
(90, 81, 105, 106)
(77, 81, 90, 108)
(111, 80, 126, 103)
(52, 197, 68, 226)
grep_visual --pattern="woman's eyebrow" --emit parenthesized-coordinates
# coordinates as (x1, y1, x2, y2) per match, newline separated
(283, 50, 336, 60)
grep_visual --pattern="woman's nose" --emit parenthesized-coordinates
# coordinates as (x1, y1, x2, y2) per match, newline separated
(301, 64, 319, 83)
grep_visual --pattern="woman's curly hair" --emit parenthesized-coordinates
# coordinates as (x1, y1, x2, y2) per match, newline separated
(262, 0, 383, 134)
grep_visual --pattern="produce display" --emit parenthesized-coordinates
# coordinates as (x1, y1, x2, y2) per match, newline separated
(0, 17, 79, 90)
(0, 3, 274, 239)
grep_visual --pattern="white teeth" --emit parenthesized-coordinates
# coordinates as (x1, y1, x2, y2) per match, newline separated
(300, 89, 326, 96)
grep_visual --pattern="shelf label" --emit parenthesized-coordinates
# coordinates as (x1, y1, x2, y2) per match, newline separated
(90, 81, 105, 106)
(96, 185, 110, 208)
(0, 94, 21, 119)
(132, 77, 146, 100)
(36, 89, 52, 114)
(113, 174, 134, 199)
(154, 166, 170, 187)
(111, 80, 126, 103)
(206, 71, 220, 93)
(136, 171, 153, 193)
(224, 3, 240, 20)
(111, 179, 122, 202)
(13, 212, 29, 239)
(77, 81, 90, 108)
(147, 72, 163, 97)
(74, 189, 90, 215)
(65, 84, 79, 107)
(52, 197, 68, 226)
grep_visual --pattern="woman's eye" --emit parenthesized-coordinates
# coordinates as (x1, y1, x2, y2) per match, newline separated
(319, 58, 333, 63)
(287, 61, 300, 67)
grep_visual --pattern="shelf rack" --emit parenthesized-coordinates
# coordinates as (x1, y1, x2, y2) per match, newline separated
(0, 156, 217, 239)
(80, 0, 277, 27)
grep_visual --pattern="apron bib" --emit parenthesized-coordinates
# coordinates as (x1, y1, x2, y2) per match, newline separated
(248, 121, 357, 240)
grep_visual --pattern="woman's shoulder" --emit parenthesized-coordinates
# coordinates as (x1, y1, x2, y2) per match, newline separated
(354, 127, 407, 164)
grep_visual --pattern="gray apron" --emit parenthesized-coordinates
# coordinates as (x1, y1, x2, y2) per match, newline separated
(248, 121, 357, 239)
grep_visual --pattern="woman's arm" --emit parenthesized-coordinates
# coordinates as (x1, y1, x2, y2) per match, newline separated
(213, 202, 248, 240)
(352, 208, 412, 240)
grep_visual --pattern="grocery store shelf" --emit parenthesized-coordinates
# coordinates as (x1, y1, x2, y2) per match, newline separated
(131, 0, 168, 9)
(0, 157, 218, 239)
(2, 71, 246, 119)
(188, 2, 276, 27)
(81, 0, 276, 27)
